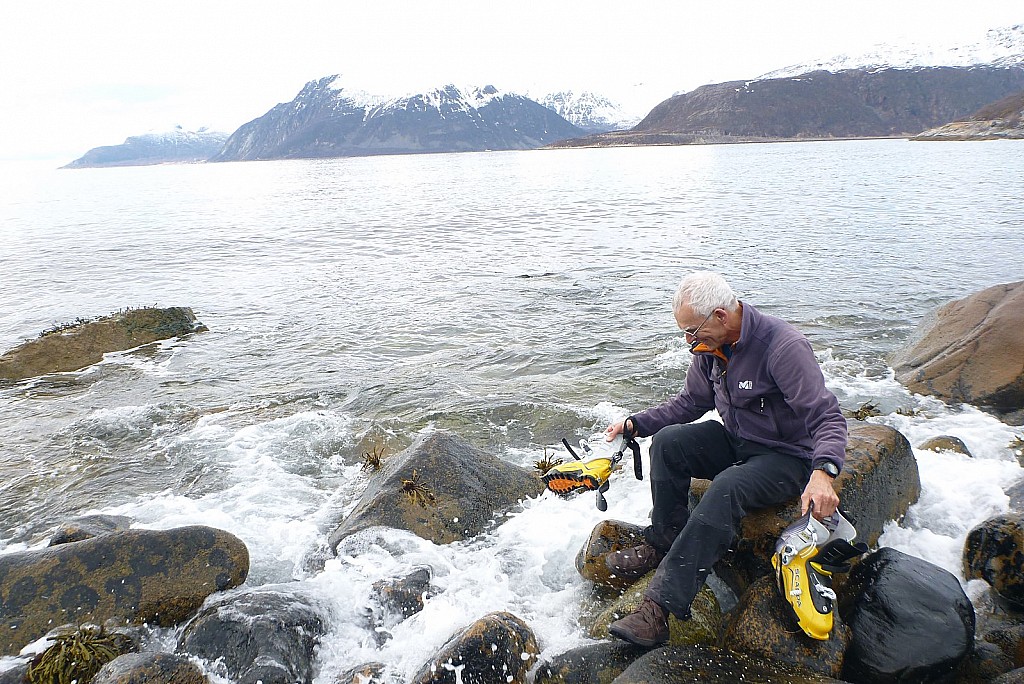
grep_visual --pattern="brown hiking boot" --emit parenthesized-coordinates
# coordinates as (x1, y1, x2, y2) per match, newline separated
(605, 542, 665, 579)
(608, 596, 670, 648)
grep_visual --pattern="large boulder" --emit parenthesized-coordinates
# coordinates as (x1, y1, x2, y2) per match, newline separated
(0, 525, 248, 656)
(839, 547, 975, 683)
(722, 575, 849, 679)
(692, 422, 918, 594)
(612, 644, 846, 683)
(178, 589, 326, 684)
(892, 280, 1024, 416)
(965, 513, 1024, 607)
(0, 307, 206, 381)
(328, 430, 544, 550)
(409, 611, 538, 684)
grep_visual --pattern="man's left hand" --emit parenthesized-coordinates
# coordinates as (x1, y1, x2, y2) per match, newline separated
(800, 470, 840, 519)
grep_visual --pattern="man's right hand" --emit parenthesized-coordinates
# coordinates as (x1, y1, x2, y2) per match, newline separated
(605, 418, 634, 441)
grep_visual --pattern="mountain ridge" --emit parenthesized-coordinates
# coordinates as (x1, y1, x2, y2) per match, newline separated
(211, 76, 584, 162)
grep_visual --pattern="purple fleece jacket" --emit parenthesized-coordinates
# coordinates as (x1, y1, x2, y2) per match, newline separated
(631, 302, 848, 471)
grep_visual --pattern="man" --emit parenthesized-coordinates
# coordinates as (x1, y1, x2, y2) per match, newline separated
(603, 271, 846, 648)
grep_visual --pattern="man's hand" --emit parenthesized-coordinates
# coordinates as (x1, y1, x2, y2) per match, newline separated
(800, 470, 840, 519)
(604, 420, 625, 441)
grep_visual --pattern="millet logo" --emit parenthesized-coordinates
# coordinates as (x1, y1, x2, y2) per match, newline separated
(738, 380, 753, 390)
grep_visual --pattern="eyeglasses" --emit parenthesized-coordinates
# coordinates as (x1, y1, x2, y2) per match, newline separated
(682, 310, 714, 339)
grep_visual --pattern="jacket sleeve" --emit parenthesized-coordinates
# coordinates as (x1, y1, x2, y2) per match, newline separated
(630, 357, 717, 438)
(769, 337, 848, 470)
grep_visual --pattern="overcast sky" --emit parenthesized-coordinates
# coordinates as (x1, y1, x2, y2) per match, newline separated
(1, 0, 1020, 162)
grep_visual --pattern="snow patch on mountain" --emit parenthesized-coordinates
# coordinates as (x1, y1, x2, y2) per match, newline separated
(759, 24, 1024, 79)
(325, 75, 508, 116)
(534, 91, 639, 133)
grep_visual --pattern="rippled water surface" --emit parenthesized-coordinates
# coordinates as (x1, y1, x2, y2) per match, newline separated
(1, 140, 1023, 680)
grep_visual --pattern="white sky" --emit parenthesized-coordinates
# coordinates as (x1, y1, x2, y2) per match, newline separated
(0, 0, 1020, 162)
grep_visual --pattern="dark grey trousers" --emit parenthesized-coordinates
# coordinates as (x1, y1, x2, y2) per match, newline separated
(642, 421, 812, 619)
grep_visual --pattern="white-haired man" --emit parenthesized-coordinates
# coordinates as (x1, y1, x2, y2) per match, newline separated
(604, 271, 845, 647)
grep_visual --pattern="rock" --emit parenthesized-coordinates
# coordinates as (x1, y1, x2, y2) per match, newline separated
(574, 519, 647, 590)
(995, 668, 1024, 684)
(965, 513, 1024, 607)
(364, 566, 435, 646)
(611, 644, 846, 683)
(0, 307, 206, 381)
(178, 589, 326, 684)
(693, 422, 917, 595)
(409, 611, 538, 684)
(0, 525, 247, 656)
(721, 575, 849, 679)
(48, 515, 134, 546)
(839, 547, 975, 683)
(954, 640, 1015, 682)
(91, 652, 207, 684)
(588, 573, 720, 647)
(328, 430, 544, 550)
(0, 663, 28, 684)
(919, 435, 973, 456)
(336, 662, 390, 684)
(893, 280, 1024, 415)
(533, 641, 647, 684)
(1008, 479, 1024, 511)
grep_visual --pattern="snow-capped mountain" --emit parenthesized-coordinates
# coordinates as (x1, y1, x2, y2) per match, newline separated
(212, 75, 584, 162)
(534, 91, 639, 133)
(759, 24, 1024, 80)
(63, 126, 228, 168)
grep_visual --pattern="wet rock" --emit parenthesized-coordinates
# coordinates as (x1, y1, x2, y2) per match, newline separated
(574, 519, 647, 590)
(995, 667, 1024, 684)
(0, 525, 248, 656)
(0, 662, 28, 684)
(722, 575, 849, 679)
(588, 573, 720, 647)
(954, 640, 1015, 683)
(892, 280, 1024, 416)
(612, 644, 846, 683)
(328, 430, 544, 550)
(919, 435, 973, 456)
(533, 641, 646, 684)
(364, 566, 435, 646)
(410, 611, 538, 684)
(91, 652, 207, 684)
(48, 514, 134, 546)
(693, 422, 916, 595)
(178, 589, 326, 684)
(965, 513, 1024, 607)
(0, 307, 206, 381)
(1007, 479, 1024, 511)
(839, 547, 974, 683)
(336, 662, 390, 684)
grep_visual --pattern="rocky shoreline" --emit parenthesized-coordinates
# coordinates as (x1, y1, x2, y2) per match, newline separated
(1, 283, 1023, 683)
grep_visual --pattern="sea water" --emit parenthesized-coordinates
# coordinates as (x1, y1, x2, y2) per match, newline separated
(1, 140, 1023, 681)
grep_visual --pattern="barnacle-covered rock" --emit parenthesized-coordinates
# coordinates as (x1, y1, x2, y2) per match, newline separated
(410, 612, 537, 684)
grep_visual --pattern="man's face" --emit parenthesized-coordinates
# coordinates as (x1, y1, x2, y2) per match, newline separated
(675, 304, 724, 351)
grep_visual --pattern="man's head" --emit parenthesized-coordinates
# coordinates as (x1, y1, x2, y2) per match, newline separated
(672, 271, 742, 350)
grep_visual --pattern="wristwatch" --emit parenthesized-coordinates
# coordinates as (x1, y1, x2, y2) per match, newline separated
(814, 461, 840, 478)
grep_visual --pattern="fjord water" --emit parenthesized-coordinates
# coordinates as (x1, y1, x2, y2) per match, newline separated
(1, 140, 1023, 680)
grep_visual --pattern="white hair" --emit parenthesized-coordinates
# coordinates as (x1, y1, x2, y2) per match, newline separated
(672, 271, 739, 316)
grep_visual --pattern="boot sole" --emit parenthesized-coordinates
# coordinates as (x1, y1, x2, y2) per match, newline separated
(542, 472, 600, 496)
